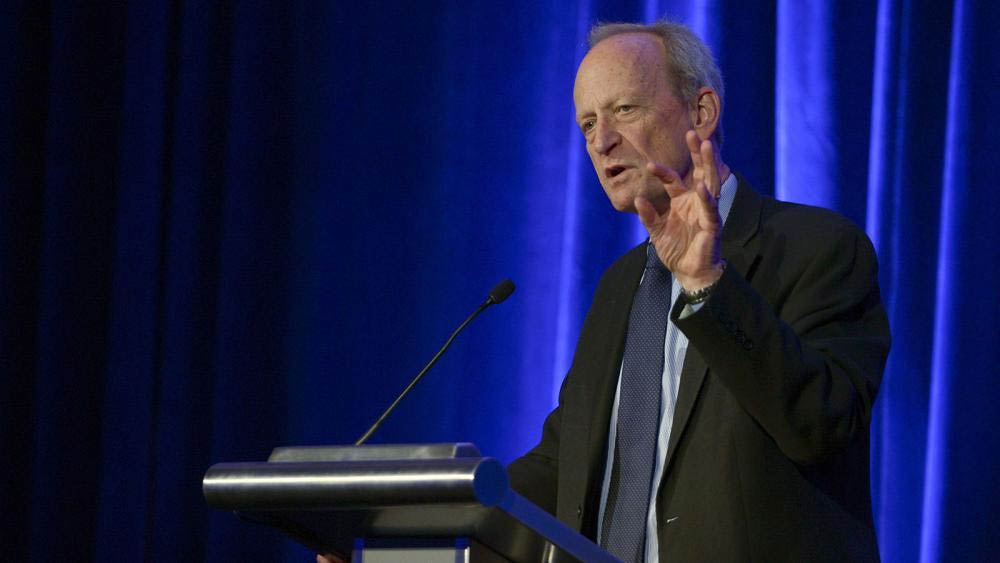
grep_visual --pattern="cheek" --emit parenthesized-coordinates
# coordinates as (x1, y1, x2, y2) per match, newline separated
(633, 120, 668, 153)
(649, 123, 686, 158)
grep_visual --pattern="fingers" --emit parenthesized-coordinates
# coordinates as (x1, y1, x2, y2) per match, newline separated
(645, 162, 686, 199)
(695, 179, 715, 211)
(686, 130, 703, 173)
(695, 179, 711, 205)
(699, 138, 721, 198)
(686, 130, 721, 198)
(646, 156, 717, 221)
(635, 195, 661, 233)
(695, 179, 721, 229)
(645, 161, 680, 183)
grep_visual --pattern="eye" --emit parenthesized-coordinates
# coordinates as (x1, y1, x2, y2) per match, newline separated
(580, 119, 596, 133)
(616, 104, 635, 114)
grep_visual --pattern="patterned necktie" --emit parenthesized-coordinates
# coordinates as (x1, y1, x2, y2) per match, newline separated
(601, 244, 671, 563)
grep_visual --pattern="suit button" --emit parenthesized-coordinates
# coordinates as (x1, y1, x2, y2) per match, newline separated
(576, 506, 582, 519)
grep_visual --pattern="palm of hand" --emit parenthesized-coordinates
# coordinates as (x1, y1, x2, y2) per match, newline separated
(652, 187, 720, 278)
(635, 131, 725, 290)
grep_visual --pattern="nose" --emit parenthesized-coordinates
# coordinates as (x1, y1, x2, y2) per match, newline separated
(591, 118, 621, 155)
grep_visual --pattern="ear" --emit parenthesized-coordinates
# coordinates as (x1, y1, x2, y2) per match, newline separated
(690, 87, 721, 141)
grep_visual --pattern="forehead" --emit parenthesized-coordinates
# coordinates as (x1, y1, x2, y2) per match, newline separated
(573, 33, 670, 106)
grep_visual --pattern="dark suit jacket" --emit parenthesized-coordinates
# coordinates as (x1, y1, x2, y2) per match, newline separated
(508, 175, 890, 561)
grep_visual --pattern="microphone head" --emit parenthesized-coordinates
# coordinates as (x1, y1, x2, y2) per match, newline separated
(488, 279, 515, 304)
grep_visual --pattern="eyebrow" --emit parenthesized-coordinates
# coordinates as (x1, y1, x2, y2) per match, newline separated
(576, 93, 645, 118)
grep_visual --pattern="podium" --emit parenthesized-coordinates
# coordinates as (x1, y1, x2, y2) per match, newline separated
(203, 443, 619, 562)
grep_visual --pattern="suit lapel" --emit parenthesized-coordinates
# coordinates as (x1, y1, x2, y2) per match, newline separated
(662, 175, 763, 473)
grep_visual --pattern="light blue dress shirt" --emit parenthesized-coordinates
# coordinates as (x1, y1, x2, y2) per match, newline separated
(596, 172, 738, 562)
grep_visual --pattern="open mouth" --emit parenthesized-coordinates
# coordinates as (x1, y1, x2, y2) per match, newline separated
(605, 165, 627, 179)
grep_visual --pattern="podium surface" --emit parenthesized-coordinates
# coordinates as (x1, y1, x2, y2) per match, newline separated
(203, 443, 618, 562)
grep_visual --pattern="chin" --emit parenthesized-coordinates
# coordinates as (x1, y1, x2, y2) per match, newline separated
(604, 186, 638, 213)
(610, 196, 638, 213)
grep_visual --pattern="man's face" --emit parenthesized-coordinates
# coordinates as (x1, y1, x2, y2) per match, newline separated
(573, 33, 695, 213)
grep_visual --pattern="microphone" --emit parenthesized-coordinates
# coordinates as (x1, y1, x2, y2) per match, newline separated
(354, 279, 516, 445)
(488, 278, 515, 304)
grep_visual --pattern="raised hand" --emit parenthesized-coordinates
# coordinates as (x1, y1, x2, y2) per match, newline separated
(634, 130, 727, 292)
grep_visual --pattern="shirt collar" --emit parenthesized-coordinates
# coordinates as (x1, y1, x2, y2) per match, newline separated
(717, 171, 738, 227)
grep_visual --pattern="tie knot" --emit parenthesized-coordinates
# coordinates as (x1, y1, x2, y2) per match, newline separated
(645, 244, 667, 273)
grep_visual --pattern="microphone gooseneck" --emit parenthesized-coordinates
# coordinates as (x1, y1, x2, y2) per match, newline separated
(354, 279, 516, 445)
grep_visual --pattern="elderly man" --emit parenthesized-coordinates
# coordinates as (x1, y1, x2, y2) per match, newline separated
(507, 20, 890, 562)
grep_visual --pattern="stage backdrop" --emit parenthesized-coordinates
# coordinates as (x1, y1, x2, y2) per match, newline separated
(1, 0, 997, 561)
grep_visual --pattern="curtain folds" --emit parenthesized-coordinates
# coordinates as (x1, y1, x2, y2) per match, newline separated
(1, 1, 996, 560)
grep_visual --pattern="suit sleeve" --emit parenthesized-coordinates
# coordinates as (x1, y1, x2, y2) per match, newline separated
(673, 221, 890, 466)
(506, 379, 564, 515)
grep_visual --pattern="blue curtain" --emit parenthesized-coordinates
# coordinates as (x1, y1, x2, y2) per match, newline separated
(1, 1, 997, 560)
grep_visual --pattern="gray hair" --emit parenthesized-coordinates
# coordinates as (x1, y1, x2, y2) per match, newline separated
(589, 21, 725, 146)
